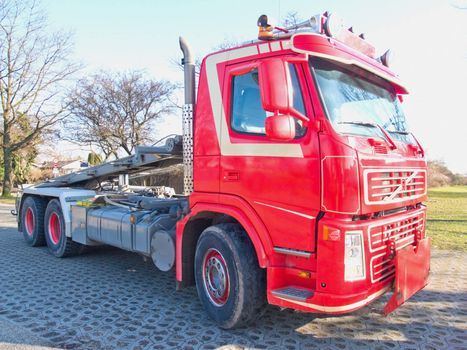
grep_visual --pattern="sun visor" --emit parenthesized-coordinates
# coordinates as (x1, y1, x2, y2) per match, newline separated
(290, 33, 409, 94)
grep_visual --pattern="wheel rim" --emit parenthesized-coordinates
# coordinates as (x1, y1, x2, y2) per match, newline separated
(48, 212, 61, 245)
(202, 248, 230, 306)
(25, 208, 35, 236)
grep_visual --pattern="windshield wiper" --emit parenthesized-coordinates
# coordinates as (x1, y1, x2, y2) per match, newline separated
(337, 121, 398, 150)
(387, 130, 410, 135)
(338, 121, 376, 128)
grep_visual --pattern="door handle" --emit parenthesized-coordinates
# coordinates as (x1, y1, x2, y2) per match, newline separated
(223, 171, 239, 181)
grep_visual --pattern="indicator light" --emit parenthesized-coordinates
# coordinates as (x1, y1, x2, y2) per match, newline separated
(298, 271, 312, 279)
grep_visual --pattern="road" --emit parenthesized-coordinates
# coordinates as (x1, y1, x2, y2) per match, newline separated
(0, 203, 466, 350)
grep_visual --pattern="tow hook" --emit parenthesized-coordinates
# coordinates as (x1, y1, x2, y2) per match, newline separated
(11, 209, 17, 216)
(388, 239, 396, 260)
(414, 229, 422, 245)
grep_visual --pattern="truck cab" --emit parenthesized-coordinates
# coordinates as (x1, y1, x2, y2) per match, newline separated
(177, 12, 430, 324)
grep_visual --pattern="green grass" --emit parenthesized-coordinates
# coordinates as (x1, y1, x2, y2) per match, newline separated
(426, 186, 467, 251)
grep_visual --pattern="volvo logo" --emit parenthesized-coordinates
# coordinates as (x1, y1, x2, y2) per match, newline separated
(383, 171, 418, 201)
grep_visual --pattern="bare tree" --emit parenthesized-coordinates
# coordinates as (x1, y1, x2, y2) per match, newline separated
(64, 70, 176, 160)
(0, 0, 80, 196)
(281, 11, 304, 29)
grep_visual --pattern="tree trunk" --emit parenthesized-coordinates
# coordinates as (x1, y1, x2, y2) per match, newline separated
(2, 146, 13, 197)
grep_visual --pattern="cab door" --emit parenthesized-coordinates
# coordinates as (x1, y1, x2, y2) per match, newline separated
(220, 59, 321, 253)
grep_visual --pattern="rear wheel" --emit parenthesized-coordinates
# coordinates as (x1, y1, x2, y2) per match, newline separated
(194, 224, 266, 329)
(20, 196, 47, 247)
(44, 199, 81, 257)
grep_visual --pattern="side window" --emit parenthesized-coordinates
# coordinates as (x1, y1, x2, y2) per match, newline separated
(231, 69, 266, 135)
(230, 64, 307, 137)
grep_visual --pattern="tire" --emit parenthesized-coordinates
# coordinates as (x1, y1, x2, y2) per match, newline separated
(44, 199, 81, 258)
(20, 196, 47, 247)
(194, 223, 266, 329)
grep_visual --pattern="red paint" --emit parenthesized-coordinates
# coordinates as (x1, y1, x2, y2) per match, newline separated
(49, 212, 61, 245)
(25, 207, 34, 236)
(384, 237, 431, 315)
(176, 21, 430, 316)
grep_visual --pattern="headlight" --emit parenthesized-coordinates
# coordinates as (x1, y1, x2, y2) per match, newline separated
(344, 231, 366, 281)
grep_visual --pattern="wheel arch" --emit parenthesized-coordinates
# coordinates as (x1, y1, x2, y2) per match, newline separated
(176, 201, 272, 288)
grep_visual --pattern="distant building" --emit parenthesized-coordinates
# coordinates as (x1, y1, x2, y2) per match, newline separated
(40, 159, 88, 176)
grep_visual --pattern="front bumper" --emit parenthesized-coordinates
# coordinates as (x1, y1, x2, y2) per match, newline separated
(269, 282, 391, 314)
(268, 206, 430, 315)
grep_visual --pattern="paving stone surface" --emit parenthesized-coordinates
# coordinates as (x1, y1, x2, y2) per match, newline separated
(0, 204, 466, 349)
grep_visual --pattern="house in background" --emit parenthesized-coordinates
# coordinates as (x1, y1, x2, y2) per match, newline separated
(41, 159, 88, 177)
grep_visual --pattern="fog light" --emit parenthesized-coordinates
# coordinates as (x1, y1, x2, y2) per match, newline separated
(344, 231, 366, 281)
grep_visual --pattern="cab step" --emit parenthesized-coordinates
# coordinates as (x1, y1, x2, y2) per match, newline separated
(271, 287, 314, 301)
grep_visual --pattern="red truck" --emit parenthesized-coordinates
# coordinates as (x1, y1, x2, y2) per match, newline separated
(15, 12, 430, 329)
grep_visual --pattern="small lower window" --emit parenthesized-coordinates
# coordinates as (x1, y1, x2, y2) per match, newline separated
(231, 69, 266, 135)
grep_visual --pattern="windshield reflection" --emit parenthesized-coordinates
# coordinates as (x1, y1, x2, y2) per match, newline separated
(310, 57, 413, 144)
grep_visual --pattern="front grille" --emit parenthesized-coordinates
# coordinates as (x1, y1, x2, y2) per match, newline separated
(368, 211, 425, 283)
(364, 169, 427, 205)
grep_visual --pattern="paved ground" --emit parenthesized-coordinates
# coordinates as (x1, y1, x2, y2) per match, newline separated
(0, 204, 466, 350)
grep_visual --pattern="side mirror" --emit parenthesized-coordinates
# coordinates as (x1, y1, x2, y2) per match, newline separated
(258, 58, 291, 113)
(258, 58, 309, 123)
(265, 114, 296, 141)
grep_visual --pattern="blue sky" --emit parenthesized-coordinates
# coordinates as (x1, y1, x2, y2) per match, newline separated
(43, 0, 467, 173)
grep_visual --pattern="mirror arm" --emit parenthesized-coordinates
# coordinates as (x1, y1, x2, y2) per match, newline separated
(269, 108, 309, 125)
(289, 107, 310, 124)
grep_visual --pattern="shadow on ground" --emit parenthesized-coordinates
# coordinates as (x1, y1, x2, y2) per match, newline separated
(0, 209, 466, 350)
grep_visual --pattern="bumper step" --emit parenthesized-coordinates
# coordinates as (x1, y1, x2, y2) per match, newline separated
(271, 287, 314, 301)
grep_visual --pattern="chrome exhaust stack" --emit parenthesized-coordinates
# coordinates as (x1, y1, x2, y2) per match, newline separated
(179, 36, 196, 105)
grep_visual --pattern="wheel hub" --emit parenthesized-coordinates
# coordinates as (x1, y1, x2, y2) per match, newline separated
(25, 208, 35, 236)
(203, 248, 229, 306)
(48, 212, 61, 245)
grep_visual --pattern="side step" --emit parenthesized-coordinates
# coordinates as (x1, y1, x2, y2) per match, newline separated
(271, 287, 314, 302)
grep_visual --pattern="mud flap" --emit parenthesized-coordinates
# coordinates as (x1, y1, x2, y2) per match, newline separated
(384, 237, 431, 315)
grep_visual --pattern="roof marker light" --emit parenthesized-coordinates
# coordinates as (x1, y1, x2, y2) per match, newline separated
(323, 13, 344, 38)
(380, 49, 393, 67)
(257, 14, 288, 40)
(257, 14, 274, 40)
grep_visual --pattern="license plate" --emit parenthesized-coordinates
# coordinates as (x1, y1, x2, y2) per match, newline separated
(384, 237, 431, 315)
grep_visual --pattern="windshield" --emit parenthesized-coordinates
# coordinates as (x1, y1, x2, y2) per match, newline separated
(310, 57, 413, 144)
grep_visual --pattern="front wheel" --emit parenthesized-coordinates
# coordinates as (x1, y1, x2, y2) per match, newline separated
(44, 199, 81, 257)
(194, 224, 266, 329)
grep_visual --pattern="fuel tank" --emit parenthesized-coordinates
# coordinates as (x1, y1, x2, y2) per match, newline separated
(71, 198, 186, 264)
